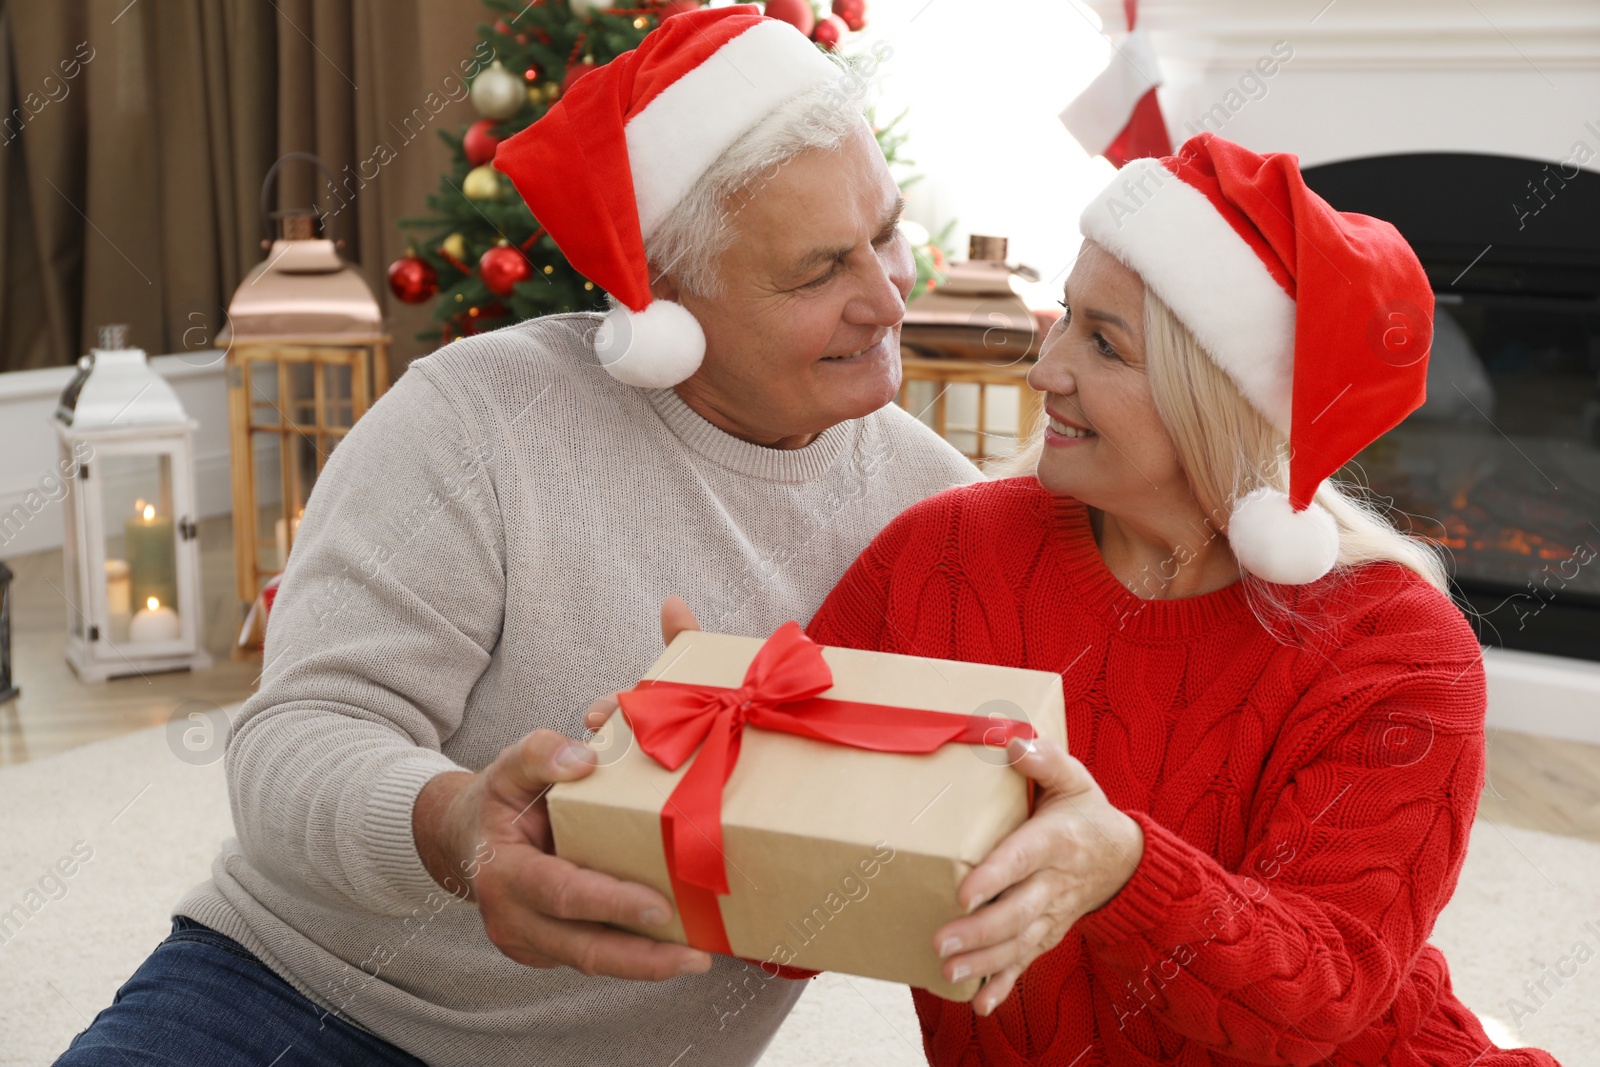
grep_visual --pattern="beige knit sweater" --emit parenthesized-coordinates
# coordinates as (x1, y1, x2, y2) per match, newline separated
(173, 313, 981, 1066)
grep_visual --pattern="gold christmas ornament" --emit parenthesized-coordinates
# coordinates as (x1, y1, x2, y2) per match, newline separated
(462, 164, 502, 201)
(470, 60, 524, 119)
(526, 83, 545, 106)
(441, 232, 467, 261)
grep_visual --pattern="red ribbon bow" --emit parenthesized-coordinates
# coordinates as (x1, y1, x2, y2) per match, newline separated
(618, 621, 1037, 957)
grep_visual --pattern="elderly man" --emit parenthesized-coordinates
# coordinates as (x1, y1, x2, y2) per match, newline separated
(54, 9, 977, 1067)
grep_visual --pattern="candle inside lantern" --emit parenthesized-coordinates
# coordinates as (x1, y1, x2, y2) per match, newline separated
(125, 500, 178, 611)
(274, 508, 304, 570)
(128, 595, 180, 643)
(105, 559, 132, 643)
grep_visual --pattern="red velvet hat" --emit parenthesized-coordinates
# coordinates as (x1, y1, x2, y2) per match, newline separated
(1078, 132, 1434, 585)
(493, 6, 838, 387)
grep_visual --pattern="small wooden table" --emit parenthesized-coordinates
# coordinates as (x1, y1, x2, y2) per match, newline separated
(896, 322, 1046, 463)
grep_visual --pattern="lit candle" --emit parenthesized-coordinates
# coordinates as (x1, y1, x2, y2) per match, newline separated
(105, 559, 132, 643)
(128, 595, 180, 643)
(125, 500, 177, 611)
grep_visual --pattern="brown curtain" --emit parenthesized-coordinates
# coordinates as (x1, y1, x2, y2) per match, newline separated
(0, 0, 483, 373)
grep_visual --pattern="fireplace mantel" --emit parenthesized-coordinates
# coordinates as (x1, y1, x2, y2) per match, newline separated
(1090, 0, 1600, 170)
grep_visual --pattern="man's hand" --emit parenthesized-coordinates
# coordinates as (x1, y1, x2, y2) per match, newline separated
(411, 594, 713, 981)
(413, 702, 711, 980)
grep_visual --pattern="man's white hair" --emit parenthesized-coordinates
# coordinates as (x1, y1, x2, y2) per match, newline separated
(642, 73, 873, 299)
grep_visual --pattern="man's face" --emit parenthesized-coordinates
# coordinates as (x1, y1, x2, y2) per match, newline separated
(666, 122, 912, 449)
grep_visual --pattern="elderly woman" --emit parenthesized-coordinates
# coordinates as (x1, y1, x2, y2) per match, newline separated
(54, 10, 976, 1067)
(802, 135, 1564, 1065)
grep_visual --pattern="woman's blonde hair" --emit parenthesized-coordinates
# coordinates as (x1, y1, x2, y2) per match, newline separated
(989, 286, 1450, 598)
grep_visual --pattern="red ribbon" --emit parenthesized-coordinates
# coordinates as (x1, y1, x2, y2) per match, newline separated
(618, 621, 1037, 962)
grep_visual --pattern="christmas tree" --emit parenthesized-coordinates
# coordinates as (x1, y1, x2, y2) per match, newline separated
(389, 0, 942, 342)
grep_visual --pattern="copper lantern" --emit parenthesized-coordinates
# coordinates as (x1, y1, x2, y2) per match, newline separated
(222, 155, 391, 603)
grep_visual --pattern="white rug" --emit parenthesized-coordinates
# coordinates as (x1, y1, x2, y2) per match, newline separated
(0, 721, 1595, 1066)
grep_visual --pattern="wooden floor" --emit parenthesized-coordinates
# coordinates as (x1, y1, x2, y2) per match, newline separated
(2, 514, 263, 767)
(3, 513, 1599, 845)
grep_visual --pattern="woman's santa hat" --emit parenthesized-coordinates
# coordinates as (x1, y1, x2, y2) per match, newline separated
(1078, 132, 1434, 585)
(492, 6, 838, 388)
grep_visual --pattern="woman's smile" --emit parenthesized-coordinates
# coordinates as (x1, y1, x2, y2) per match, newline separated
(1043, 409, 1098, 446)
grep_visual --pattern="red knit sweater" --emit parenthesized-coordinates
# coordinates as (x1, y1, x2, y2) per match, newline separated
(804, 478, 1561, 1067)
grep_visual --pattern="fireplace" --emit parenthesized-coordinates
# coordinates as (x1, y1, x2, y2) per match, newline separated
(1303, 154, 1600, 662)
(1097, 0, 1600, 679)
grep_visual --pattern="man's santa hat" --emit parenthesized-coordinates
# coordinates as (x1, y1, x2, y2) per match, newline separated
(493, 6, 838, 388)
(1078, 132, 1434, 585)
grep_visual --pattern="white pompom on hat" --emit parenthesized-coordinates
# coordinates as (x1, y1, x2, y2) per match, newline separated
(493, 6, 839, 389)
(1077, 133, 1436, 585)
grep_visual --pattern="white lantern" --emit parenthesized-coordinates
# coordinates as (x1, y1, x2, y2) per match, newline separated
(54, 325, 212, 682)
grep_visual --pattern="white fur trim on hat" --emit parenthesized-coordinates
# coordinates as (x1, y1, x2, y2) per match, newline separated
(1227, 485, 1339, 585)
(626, 20, 840, 240)
(593, 300, 705, 388)
(1079, 158, 1296, 435)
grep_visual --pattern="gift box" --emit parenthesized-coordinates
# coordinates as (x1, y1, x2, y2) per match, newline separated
(547, 622, 1066, 1001)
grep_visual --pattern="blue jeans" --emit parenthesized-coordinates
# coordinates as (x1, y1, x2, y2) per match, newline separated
(55, 915, 431, 1066)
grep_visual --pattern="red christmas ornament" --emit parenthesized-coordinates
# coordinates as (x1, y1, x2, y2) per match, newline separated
(493, 18, 512, 33)
(386, 254, 438, 304)
(764, 0, 814, 37)
(831, 0, 866, 31)
(479, 245, 532, 296)
(660, 0, 701, 16)
(463, 119, 502, 167)
(812, 13, 846, 49)
(561, 61, 598, 95)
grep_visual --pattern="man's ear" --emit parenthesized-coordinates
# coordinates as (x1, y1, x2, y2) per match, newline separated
(649, 271, 682, 304)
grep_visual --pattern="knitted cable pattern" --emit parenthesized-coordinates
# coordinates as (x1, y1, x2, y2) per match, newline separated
(806, 477, 1561, 1067)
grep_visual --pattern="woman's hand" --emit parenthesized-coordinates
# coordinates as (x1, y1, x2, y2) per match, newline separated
(936, 735, 1145, 1016)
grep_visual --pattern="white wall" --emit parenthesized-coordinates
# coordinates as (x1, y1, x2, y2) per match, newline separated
(0, 354, 233, 558)
(861, 0, 1117, 304)
(855, 0, 1600, 308)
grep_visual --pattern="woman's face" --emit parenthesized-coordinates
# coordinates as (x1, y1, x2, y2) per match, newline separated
(1027, 241, 1193, 521)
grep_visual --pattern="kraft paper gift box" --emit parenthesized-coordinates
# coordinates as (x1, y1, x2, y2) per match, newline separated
(547, 622, 1066, 1001)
